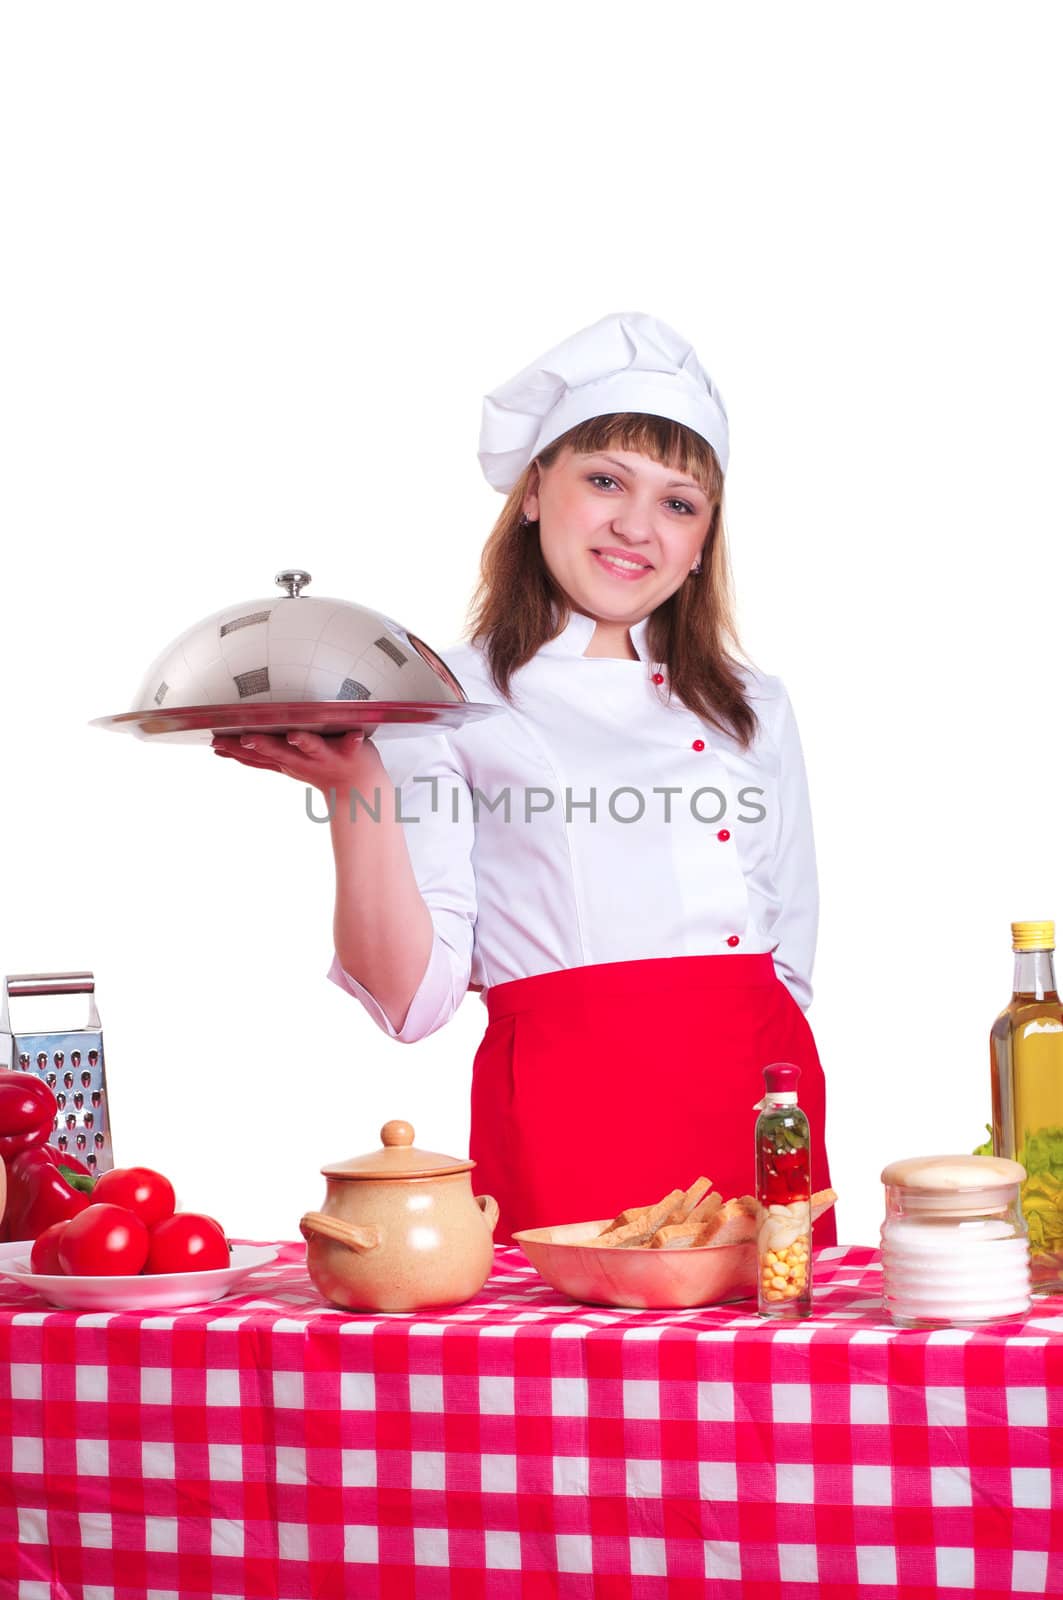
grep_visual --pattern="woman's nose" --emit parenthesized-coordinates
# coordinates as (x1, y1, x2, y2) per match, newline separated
(610, 498, 655, 542)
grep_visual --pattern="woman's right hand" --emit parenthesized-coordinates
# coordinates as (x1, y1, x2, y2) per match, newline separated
(211, 729, 387, 795)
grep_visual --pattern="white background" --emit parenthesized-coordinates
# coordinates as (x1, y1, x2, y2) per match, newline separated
(1, 2, 1061, 1249)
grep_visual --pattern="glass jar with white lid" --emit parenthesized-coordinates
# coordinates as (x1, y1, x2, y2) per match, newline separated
(880, 1154, 1031, 1329)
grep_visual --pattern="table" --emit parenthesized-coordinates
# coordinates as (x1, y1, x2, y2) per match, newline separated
(1, 1243, 1062, 1599)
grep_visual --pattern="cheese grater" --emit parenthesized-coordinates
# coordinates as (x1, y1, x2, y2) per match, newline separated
(0, 972, 114, 1174)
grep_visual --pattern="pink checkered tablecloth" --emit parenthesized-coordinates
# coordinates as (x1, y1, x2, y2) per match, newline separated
(2, 1242, 1063, 1600)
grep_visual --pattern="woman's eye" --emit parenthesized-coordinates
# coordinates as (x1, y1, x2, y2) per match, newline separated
(666, 499, 696, 516)
(588, 474, 618, 489)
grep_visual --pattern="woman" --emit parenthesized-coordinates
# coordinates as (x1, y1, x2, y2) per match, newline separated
(214, 312, 835, 1245)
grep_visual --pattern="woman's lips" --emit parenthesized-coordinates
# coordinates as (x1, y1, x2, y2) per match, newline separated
(591, 549, 654, 581)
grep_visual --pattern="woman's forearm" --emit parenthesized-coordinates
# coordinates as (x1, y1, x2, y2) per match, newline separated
(330, 783, 435, 1033)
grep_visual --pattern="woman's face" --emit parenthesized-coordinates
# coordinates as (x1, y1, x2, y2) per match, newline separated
(523, 445, 714, 624)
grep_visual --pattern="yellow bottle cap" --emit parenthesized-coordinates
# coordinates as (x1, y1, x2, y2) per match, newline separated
(1011, 920, 1055, 951)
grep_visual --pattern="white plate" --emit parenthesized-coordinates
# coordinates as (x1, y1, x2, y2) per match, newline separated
(0, 1242, 280, 1311)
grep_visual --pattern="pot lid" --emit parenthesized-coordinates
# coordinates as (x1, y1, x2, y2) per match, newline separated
(321, 1120, 475, 1180)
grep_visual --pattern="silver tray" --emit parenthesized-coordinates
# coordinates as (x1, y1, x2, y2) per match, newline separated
(91, 700, 502, 743)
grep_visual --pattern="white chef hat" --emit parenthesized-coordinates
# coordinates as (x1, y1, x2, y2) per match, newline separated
(478, 311, 729, 494)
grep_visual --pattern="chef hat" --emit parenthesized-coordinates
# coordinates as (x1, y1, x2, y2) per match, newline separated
(478, 311, 729, 493)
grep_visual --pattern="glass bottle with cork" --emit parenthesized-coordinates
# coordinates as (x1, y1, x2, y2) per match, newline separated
(755, 1062, 812, 1318)
(991, 919, 1063, 1293)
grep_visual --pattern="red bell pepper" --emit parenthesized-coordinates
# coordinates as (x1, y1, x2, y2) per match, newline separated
(4, 1145, 94, 1241)
(0, 1073, 58, 1160)
(38, 1145, 92, 1179)
(758, 1135, 811, 1205)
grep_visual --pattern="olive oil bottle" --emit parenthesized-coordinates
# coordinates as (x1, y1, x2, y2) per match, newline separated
(991, 921, 1063, 1293)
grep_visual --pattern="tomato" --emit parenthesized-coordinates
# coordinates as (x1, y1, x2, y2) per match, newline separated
(91, 1167, 176, 1229)
(30, 1219, 72, 1275)
(58, 1204, 151, 1276)
(145, 1213, 229, 1275)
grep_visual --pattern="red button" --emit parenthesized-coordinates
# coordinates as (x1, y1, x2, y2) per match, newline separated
(692, 739, 705, 751)
(726, 935, 740, 947)
(652, 672, 664, 685)
(717, 829, 731, 842)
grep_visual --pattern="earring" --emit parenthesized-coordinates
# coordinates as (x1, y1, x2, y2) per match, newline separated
(690, 557, 702, 575)
(520, 514, 530, 527)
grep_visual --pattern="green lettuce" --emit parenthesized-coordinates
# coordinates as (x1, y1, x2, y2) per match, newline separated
(971, 1126, 1063, 1251)
(1020, 1125, 1063, 1178)
(1018, 1126, 1063, 1251)
(1021, 1171, 1063, 1252)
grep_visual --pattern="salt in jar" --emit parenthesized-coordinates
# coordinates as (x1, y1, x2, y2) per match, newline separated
(880, 1154, 1031, 1329)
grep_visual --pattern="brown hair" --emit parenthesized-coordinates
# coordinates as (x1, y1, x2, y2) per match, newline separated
(466, 412, 759, 748)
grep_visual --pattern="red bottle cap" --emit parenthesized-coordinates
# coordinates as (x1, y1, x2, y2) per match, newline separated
(763, 1062, 801, 1094)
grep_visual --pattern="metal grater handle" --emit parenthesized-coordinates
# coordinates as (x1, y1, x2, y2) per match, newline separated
(1, 973, 101, 1032)
(6, 972, 95, 995)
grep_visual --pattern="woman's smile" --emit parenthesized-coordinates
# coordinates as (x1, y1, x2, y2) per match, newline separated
(591, 547, 655, 580)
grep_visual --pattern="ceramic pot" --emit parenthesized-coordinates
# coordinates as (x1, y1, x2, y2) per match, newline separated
(299, 1120, 499, 1312)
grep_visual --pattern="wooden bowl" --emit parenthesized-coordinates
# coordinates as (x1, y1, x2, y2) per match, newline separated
(513, 1217, 757, 1309)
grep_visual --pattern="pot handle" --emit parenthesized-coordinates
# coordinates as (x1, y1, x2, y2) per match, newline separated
(476, 1193, 500, 1235)
(299, 1211, 381, 1254)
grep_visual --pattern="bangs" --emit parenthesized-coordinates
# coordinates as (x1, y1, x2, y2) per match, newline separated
(554, 413, 722, 498)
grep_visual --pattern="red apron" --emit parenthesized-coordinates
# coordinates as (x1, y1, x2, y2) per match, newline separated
(470, 953, 835, 1248)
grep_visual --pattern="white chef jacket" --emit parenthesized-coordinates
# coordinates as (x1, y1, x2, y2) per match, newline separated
(328, 608, 818, 1040)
